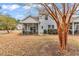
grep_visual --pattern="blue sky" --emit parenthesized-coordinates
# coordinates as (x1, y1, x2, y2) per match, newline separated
(0, 3, 39, 20)
(0, 3, 78, 20)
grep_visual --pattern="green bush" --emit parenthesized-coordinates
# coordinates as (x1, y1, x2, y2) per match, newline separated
(43, 29, 48, 34)
(48, 29, 58, 34)
(48, 29, 53, 34)
(52, 29, 58, 34)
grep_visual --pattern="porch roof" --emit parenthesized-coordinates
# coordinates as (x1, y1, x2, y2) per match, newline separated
(21, 16, 39, 23)
(70, 15, 79, 23)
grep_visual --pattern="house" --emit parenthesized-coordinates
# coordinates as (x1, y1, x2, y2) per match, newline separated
(21, 15, 56, 35)
(21, 8, 79, 35)
(69, 15, 79, 35)
(16, 24, 23, 30)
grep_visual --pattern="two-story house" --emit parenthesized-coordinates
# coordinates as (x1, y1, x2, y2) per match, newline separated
(21, 7, 79, 35)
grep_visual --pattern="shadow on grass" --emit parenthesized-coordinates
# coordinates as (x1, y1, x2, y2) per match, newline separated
(34, 41, 79, 56)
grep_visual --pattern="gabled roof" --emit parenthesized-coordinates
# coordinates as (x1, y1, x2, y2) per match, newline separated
(70, 15, 79, 23)
(21, 16, 39, 23)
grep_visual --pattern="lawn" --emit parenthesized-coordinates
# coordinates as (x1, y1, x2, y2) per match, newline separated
(0, 30, 79, 56)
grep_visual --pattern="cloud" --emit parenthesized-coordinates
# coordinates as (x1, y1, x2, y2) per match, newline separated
(48, 4, 52, 7)
(16, 14, 24, 18)
(32, 5, 37, 7)
(2, 5, 8, 9)
(23, 4, 38, 9)
(2, 4, 20, 11)
(38, 5, 42, 8)
(23, 6, 31, 10)
(10, 4, 20, 10)
(2, 11, 7, 14)
(15, 14, 25, 20)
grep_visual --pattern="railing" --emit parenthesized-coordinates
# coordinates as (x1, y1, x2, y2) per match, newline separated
(68, 29, 79, 34)
(22, 30, 38, 35)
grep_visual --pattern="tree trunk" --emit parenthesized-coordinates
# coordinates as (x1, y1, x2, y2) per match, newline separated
(62, 30, 68, 50)
(7, 29, 10, 33)
(57, 26, 63, 49)
(6, 26, 10, 33)
(57, 25, 68, 52)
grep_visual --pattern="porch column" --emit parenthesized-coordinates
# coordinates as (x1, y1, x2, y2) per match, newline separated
(37, 23, 38, 34)
(72, 21, 75, 35)
(22, 24, 25, 34)
(38, 23, 41, 35)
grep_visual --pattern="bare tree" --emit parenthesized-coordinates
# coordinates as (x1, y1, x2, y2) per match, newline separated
(42, 3, 79, 52)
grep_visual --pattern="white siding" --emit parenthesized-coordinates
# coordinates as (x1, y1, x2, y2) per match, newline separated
(16, 24, 23, 30)
(38, 15, 57, 35)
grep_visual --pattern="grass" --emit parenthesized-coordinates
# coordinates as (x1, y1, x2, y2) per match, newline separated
(0, 30, 79, 56)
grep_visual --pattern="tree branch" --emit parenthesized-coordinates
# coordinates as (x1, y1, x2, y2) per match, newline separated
(67, 3, 79, 24)
(52, 3, 63, 17)
(42, 3, 59, 24)
(62, 3, 66, 15)
(66, 3, 79, 28)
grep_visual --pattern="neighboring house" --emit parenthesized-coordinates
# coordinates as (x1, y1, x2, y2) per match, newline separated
(16, 24, 23, 30)
(69, 15, 79, 35)
(21, 8, 79, 35)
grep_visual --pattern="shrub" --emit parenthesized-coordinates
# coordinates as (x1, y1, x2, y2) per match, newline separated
(52, 29, 58, 34)
(43, 29, 47, 34)
(48, 29, 53, 34)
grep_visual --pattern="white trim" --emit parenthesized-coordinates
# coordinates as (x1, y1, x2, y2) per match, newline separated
(72, 21, 75, 35)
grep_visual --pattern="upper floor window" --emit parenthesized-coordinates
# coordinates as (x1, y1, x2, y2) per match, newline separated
(41, 26, 43, 29)
(52, 25, 54, 29)
(48, 25, 51, 28)
(45, 15, 48, 20)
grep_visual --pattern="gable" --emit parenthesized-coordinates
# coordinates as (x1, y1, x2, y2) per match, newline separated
(21, 17, 39, 23)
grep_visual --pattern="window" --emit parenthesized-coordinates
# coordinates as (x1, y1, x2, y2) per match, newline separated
(41, 26, 43, 29)
(52, 25, 54, 29)
(39, 17, 42, 19)
(45, 16, 48, 20)
(48, 25, 51, 28)
(70, 25, 72, 29)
